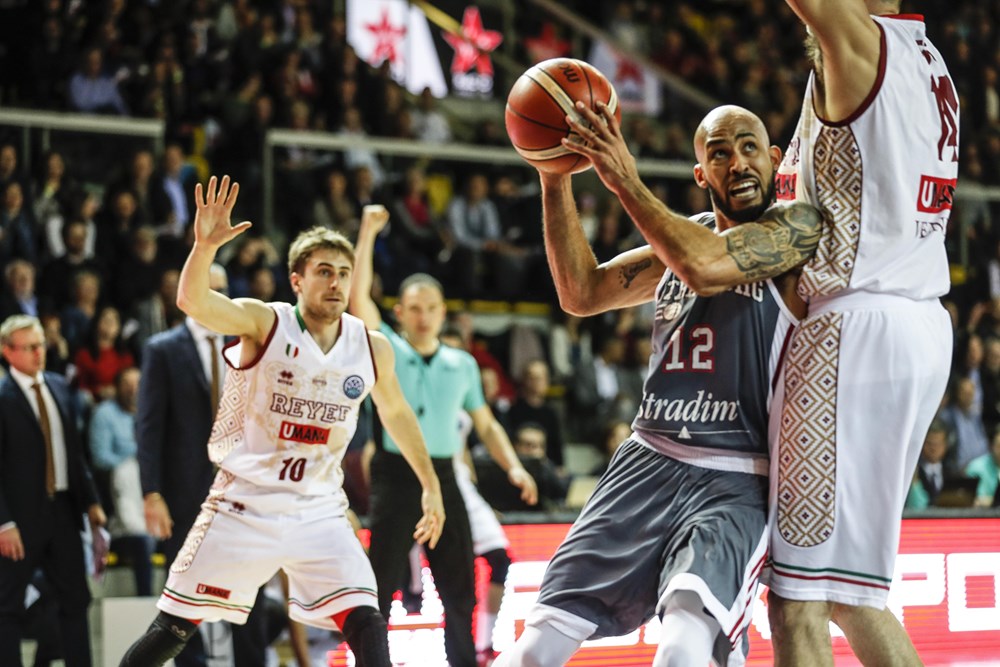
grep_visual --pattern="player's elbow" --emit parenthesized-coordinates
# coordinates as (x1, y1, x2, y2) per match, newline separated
(556, 292, 598, 318)
(675, 261, 728, 297)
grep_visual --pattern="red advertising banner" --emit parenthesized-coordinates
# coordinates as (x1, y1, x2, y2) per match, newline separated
(331, 519, 1000, 666)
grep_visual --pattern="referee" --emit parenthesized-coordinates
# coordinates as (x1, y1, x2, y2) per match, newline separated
(351, 206, 537, 667)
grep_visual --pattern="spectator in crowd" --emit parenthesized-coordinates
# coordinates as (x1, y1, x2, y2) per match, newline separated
(88, 366, 153, 596)
(68, 46, 128, 115)
(389, 166, 449, 281)
(224, 235, 281, 299)
(73, 305, 134, 404)
(955, 333, 985, 415)
(60, 270, 102, 355)
(96, 189, 144, 273)
(940, 376, 991, 471)
(0, 145, 27, 204)
(412, 87, 452, 144)
(506, 360, 566, 469)
(446, 173, 502, 298)
(0, 182, 38, 267)
(39, 219, 104, 311)
(905, 420, 954, 510)
(981, 337, 1000, 434)
(548, 311, 594, 385)
(0, 260, 43, 322)
(590, 419, 632, 477)
(132, 268, 182, 351)
(0, 314, 107, 667)
(247, 265, 277, 302)
(47, 191, 99, 262)
(40, 311, 71, 376)
(31, 151, 76, 253)
(511, 424, 569, 510)
(112, 226, 165, 312)
(965, 427, 1000, 507)
(151, 143, 196, 238)
(107, 150, 155, 227)
(312, 168, 359, 236)
(570, 334, 632, 443)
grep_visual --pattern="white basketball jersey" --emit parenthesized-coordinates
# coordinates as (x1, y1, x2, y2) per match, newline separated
(207, 303, 376, 503)
(775, 15, 959, 301)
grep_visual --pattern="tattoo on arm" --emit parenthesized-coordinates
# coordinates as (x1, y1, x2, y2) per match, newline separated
(725, 203, 824, 281)
(619, 258, 653, 288)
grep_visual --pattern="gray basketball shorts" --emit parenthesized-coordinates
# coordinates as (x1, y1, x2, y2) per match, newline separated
(535, 438, 768, 653)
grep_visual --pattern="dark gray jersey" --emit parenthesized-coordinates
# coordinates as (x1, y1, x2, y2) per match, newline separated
(632, 214, 796, 470)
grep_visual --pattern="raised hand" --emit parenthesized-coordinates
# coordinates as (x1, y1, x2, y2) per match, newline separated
(360, 204, 390, 236)
(562, 101, 641, 197)
(193, 175, 252, 250)
(414, 486, 446, 549)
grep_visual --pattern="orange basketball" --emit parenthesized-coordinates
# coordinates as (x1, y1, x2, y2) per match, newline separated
(505, 58, 620, 174)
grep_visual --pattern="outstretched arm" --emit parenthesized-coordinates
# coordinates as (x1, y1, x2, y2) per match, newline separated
(176, 175, 275, 344)
(469, 405, 538, 506)
(368, 332, 445, 548)
(540, 172, 662, 316)
(785, 0, 882, 121)
(562, 103, 824, 296)
(348, 205, 388, 330)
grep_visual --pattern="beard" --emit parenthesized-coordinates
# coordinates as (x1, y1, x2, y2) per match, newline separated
(708, 178, 777, 224)
(805, 32, 823, 82)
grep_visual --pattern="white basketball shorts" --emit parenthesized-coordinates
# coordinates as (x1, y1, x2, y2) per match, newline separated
(764, 294, 952, 608)
(157, 471, 378, 628)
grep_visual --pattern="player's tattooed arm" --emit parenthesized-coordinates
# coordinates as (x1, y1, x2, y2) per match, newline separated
(618, 257, 653, 288)
(723, 202, 824, 281)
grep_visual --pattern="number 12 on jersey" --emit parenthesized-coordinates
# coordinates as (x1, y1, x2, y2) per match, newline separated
(662, 326, 715, 372)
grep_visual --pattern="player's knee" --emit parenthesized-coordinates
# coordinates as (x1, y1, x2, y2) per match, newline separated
(119, 612, 199, 667)
(341, 605, 391, 667)
(767, 590, 834, 639)
(482, 548, 511, 584)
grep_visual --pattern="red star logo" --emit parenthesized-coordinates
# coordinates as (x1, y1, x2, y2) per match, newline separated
(365, 9, 407, 66)
(615, 56, 643, 85)
(523, 23, 570, 63)
(443, 6, 502, 75)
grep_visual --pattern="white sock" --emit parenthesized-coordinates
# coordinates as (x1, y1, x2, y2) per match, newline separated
(654, 593, 719, 667)
(494, 622, 582, 667)
(476, 611, 498, 652)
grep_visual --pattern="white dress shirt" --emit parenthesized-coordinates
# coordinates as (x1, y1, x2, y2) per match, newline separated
(186, 317, 226, 388)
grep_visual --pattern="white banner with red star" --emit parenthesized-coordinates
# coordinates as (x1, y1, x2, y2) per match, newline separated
(347, 0, 448, 97)
(588, 39, 662, 116)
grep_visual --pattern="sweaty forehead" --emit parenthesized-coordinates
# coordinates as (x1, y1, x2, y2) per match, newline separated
(696, 109, 768, 154)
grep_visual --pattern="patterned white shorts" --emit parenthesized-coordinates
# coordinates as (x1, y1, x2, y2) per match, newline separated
(158, 473, 377, 628)
(764, 297, 951, 608)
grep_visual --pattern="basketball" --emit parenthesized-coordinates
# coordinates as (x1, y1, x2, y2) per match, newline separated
(505, 58, 620, 174)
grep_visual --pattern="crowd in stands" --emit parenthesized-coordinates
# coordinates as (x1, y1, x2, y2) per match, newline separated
(0, 2, 994, 595)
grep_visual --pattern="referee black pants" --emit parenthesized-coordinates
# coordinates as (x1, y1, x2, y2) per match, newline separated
(368, 450, 476, 667)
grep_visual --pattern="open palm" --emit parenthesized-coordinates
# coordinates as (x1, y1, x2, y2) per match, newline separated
(194, 175, 252, 249)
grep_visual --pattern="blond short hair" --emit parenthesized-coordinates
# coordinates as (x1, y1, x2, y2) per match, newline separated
(0, 315, 42, 346)
(287, 227, 355, 276)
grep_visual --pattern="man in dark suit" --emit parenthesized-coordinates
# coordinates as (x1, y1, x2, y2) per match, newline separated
(150, 143, 197, 238)
(0, 314, 107, 667)
(137, 264, 269, 667)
